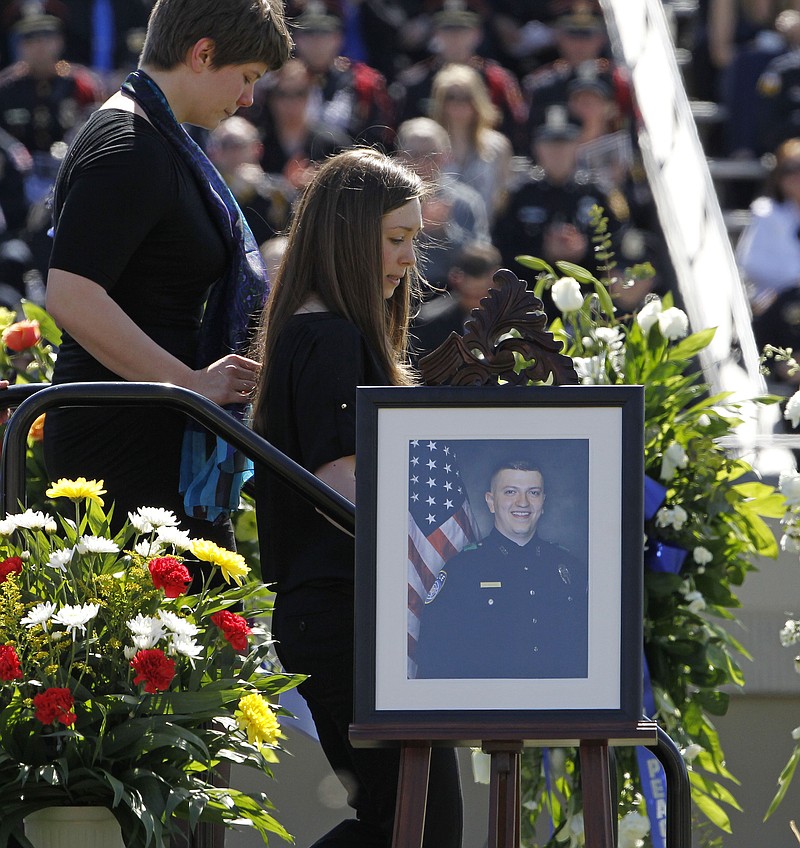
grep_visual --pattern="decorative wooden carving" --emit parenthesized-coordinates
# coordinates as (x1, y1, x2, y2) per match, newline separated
(418, 268, 579, 387)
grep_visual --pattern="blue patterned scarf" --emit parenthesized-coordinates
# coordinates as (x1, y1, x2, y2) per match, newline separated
(121, 69, 269, 523)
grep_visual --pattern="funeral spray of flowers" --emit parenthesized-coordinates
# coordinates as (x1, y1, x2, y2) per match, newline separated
(505, 208, 786, 847)
(0, 478, 302, 847)
(0, 299, 59, 510)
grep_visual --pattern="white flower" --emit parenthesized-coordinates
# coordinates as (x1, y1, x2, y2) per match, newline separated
(595, 326, 624, 348)
(10, 510, 50, 530)
(77, 535, 120, 554)
(20, 601, 56, 630)
(130, 506, 179, 532)
(551, 276, 584, 313)
(657, 306, 689, 340)
(127, 613, 164, 640)
(52, 602, 100, 637)
(573, 355, 608, 385)
(693, 546, 713, 566)
(792, 726, 800, 741)
(780, 619, 800, 647)
(782, 533, 800, 553)
(124, 645, 137, 660)
(786, 390, 800, 428)
(556, 812, 585, 847)
(155, 525, 194, 552)
(44, 519, 58, 534)
(168, 633, 203, 662)
(0, 519, 15, 536)
(681, 743, 704, 762)
(618, 811, 650, 848)
(655, 505, 688, 531)
(134, 539, 164, 557)
(684, 590, 706, 614)
(158, 610, 199, 638)
(636, 298, 662, 334)
(660, 441, 688, 481)
(780, 471, 800, 505)
(697, 413, 711, 427)
(45, 548, 73, 572)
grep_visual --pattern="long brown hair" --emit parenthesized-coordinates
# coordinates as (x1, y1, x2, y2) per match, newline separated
(251, 148, 426, 433)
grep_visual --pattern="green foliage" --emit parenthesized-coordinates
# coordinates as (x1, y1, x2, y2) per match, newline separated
(513, 219, 783, 844)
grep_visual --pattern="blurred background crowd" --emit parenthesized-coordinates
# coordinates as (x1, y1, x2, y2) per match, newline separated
(0, 0, 796, 363)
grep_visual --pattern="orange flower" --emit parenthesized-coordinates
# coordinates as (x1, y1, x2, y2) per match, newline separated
(28, 413, 45, 443)
(2, 319, 40, 352)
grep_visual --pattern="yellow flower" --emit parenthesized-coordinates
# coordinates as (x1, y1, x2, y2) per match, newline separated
(236, 693, 280, 747)
(45, 477, 106, 506)
(190, 539, 250, 585)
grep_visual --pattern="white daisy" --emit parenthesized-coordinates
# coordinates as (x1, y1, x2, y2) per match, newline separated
(155, 525, 193, 552)
(76, 536, 120, 554)
(0, 519, 15, 536)
(127, 613, 165, 641)
(168, 633, 204, 662)
(10, 510, 50, 531)
(134, 539, 164, 557)
(131, 506, 179, 532)
(20, 601, 56, 630)
(52, 602, 100, 637)
(45, 548, 73, 572)
(158, 610, 199, 638)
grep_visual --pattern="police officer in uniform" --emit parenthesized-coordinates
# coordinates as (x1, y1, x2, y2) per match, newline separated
(491, 105, 627, 314)
(415, 459, 588, 679)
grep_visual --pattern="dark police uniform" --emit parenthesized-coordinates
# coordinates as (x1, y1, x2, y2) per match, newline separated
(491, 165, 627, 281)
(415, 527, 588, 679)
(756, 48, 800, 155)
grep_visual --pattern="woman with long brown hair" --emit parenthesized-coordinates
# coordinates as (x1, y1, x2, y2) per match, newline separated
(251, 147, 462, 847)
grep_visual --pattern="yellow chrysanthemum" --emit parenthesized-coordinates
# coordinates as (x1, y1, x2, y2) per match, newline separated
(190, 539, 250, 585)
(45, 477, 106, 506)
(236, 693, 280, 747)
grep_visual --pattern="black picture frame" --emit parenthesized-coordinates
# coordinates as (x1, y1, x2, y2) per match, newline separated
(352, 385, 646, 745)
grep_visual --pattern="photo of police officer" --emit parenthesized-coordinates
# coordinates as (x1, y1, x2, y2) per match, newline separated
(415, 449, 589, 680)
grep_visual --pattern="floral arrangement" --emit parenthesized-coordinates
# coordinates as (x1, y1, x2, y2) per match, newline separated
(0, 478, 301, 847)
(508, 210, 786, 847)
(0, 300, 59, 511)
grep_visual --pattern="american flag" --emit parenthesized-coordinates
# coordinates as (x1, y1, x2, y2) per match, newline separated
(407, 439, 480, 677)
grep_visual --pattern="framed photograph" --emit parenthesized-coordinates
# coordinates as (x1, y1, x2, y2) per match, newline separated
(352, 385, 645, 744)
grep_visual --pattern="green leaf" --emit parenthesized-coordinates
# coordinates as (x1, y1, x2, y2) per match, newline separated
(666, 327, 716, 361)
(690, 781, 733, 832)
(765, 745, 800, 818)
(21, 300, 62, 346)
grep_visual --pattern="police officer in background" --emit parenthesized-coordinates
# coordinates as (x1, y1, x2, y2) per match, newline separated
(415, 459, 588, 680)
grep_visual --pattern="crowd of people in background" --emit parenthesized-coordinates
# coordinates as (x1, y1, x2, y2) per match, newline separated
(0, 0, 792, 362)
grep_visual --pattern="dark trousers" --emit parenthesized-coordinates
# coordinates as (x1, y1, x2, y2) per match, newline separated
(273, 587, 463, 848)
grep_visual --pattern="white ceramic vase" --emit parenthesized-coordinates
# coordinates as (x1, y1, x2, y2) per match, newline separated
(24, 806, 125, 848)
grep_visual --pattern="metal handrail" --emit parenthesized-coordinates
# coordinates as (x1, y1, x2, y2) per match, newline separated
(0, 381, 355, 532)
(647, 725, 693, 848)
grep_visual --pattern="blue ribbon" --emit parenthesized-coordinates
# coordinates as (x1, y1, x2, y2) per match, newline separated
(638, 656, 668, 848)
(644, 475, 667, 520)
(645, 540, 688, 574)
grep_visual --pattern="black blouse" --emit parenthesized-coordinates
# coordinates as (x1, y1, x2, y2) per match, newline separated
(254, 312, 389, 594)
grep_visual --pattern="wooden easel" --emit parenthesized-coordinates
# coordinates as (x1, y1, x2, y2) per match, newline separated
(386, 722, 658, 848)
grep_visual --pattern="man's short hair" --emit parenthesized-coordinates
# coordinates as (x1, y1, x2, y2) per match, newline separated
(488, 459, 544, 489)
(141, 0, 292, 71)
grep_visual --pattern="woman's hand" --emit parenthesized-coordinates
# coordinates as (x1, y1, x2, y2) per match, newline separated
(189, 354, 261, 406)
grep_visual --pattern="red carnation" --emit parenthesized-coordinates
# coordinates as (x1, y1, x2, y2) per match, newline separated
(211, 610, 252, 652)
(0, 644, 22, 681)
(0, 556, 23, 583)
(33, 687, 76, 726)
(148, 556, 192, 598)
(130, 648, 176, 693)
